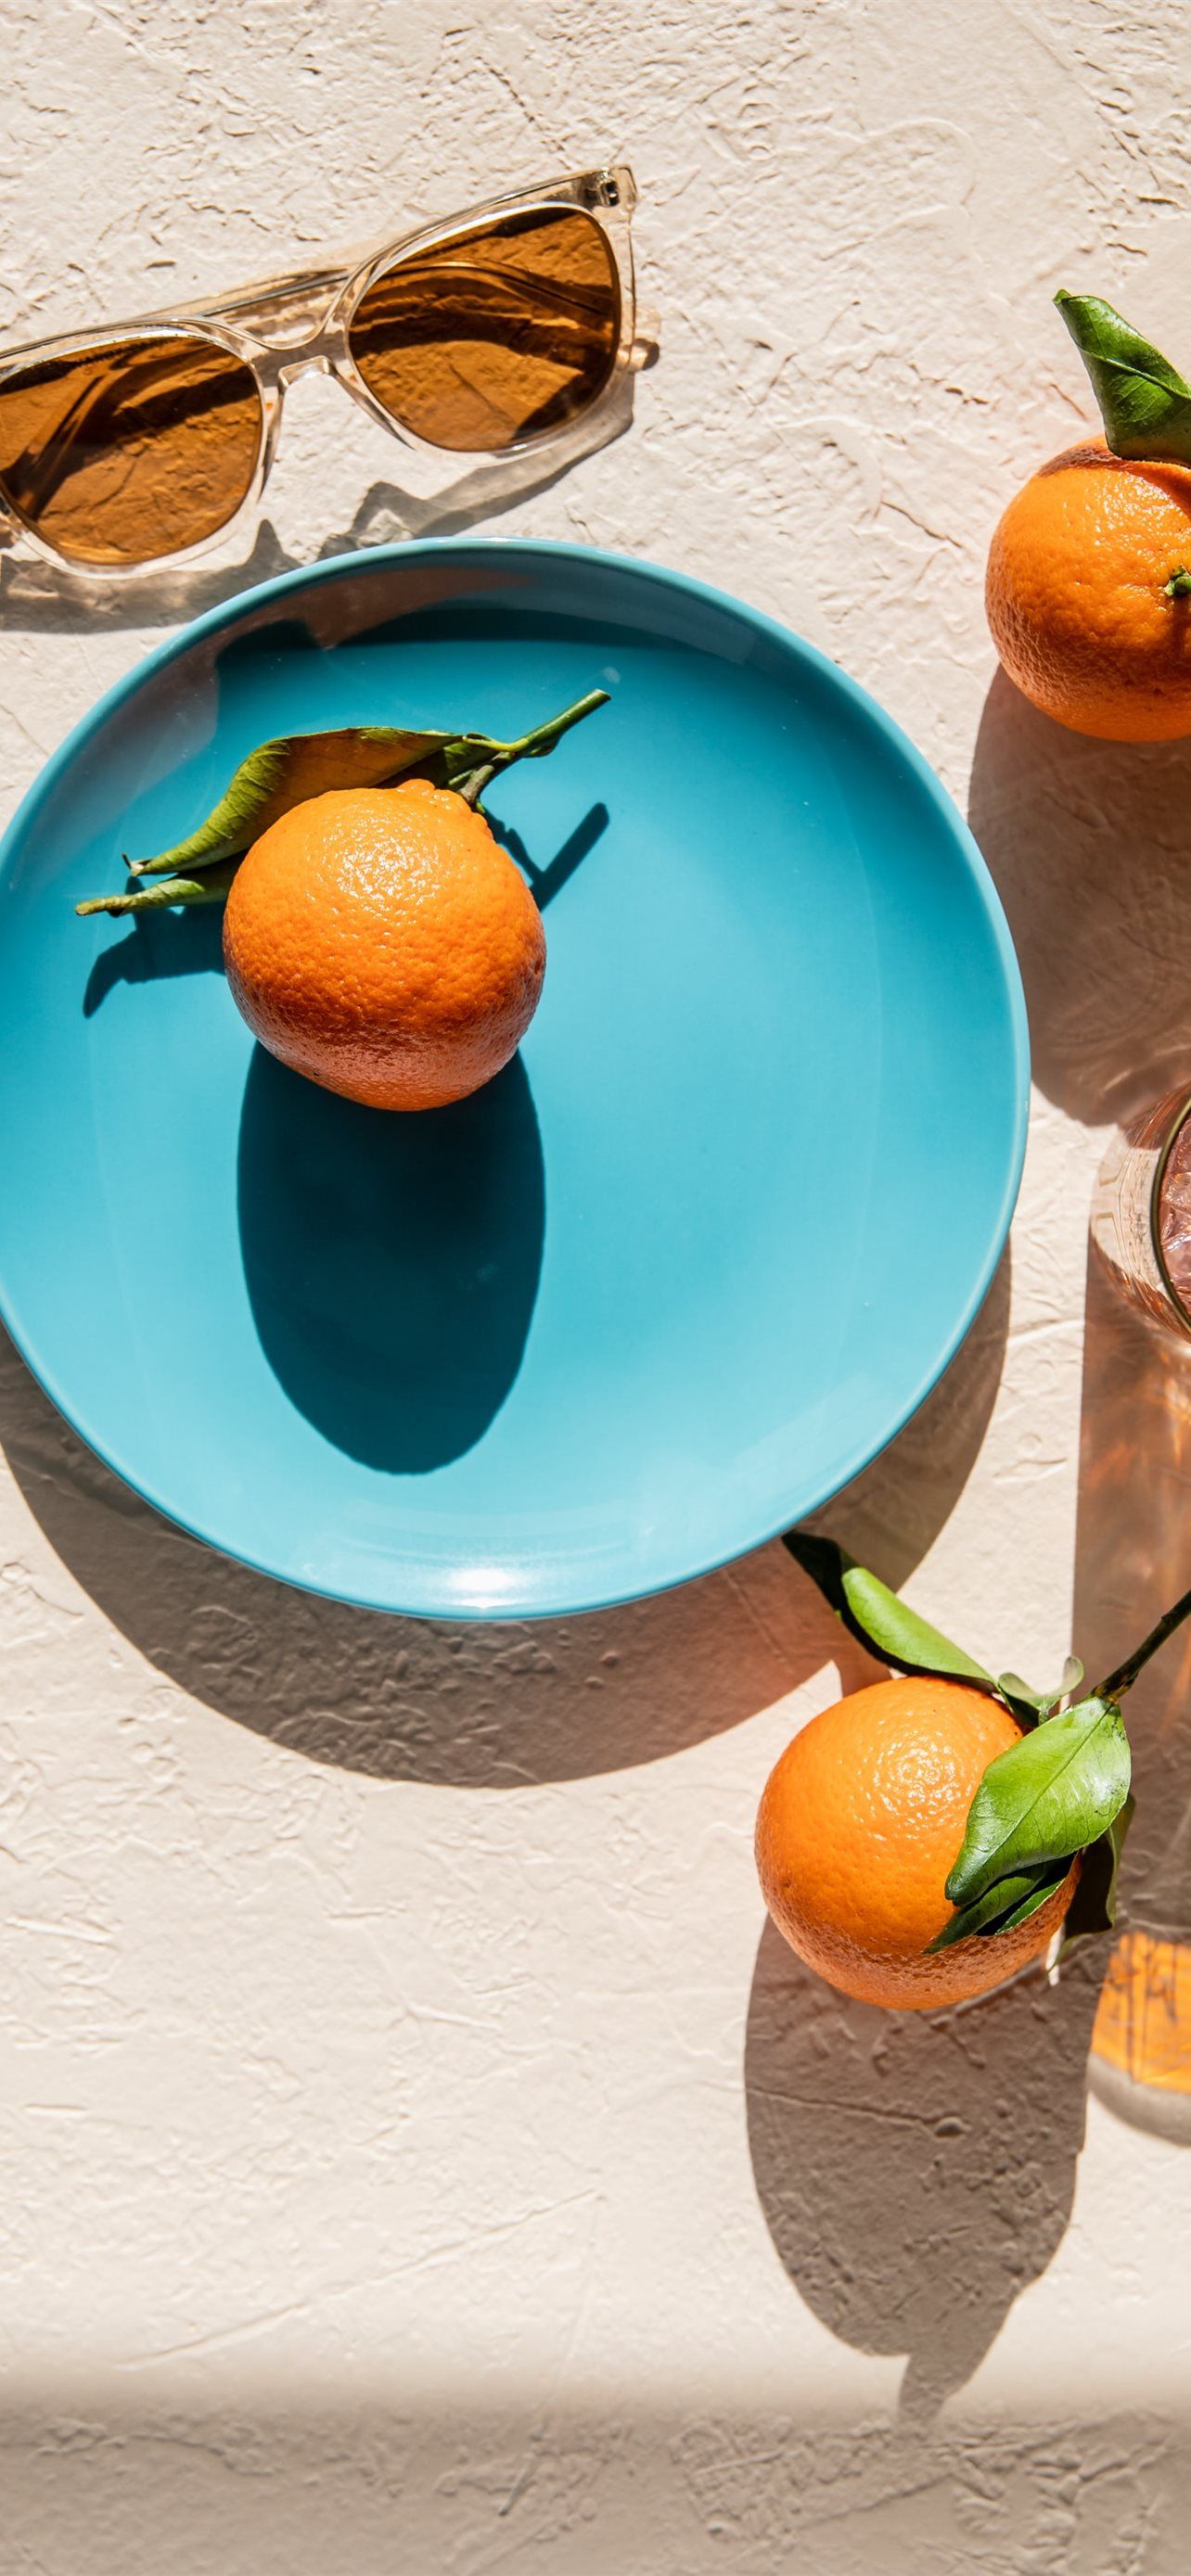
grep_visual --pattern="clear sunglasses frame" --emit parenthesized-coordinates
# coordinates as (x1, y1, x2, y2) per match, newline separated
(0, 162, 651, 579)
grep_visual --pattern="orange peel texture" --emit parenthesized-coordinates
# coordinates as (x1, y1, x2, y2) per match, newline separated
(223, 778, 546, 1111)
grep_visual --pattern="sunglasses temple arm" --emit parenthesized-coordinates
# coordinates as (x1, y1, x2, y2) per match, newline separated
(630, 303, 661, 370)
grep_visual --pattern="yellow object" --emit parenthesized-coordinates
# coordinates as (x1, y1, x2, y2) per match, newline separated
(1093, 1928, 1191, 2095)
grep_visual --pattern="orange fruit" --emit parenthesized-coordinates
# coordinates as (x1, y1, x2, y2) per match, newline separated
(986, 438, 1191, 740)
(755, 1676, 1076, 2010)
(223, 778, 546, 1111)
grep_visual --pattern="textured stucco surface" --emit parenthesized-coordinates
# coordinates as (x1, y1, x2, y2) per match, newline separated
(4, 3, 1191, 2570)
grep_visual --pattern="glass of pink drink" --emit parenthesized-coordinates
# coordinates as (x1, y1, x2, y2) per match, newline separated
(1092, 1085, 1191, 1338)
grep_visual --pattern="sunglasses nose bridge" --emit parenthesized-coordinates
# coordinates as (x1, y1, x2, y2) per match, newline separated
(275, 348, 336, 392)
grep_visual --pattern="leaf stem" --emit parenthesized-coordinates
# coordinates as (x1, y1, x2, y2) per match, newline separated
(1167, 567, 1191, 599)
(1096, 1584, 1191, 1702)
(454, 689, 609, 808)
(75, 858, 240, 918)
(504, 689, 611, 759)
(456, 763, 498, 810)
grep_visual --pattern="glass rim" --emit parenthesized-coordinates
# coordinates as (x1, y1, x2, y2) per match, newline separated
(1149, 1084, 1191, 1331)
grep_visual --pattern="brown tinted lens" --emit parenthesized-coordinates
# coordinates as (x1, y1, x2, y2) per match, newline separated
(348, 208, 620, 453)
(0, 333, 263, 567)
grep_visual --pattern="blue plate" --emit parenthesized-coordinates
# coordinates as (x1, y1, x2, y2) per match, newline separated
(0, 542, 1027, 1619)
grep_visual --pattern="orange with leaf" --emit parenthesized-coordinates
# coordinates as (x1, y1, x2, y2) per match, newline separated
(988, 293, 1191, 740)
(757, 1674, 1077, 2011)
(756, 1532, 1191, 2011)
(77, 689, 608, 1109)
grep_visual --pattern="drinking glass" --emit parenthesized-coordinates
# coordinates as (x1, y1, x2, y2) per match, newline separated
(1090, 1082, 1191, 1339)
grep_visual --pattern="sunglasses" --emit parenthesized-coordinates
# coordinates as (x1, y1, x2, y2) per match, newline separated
(0, 162, 649, 577)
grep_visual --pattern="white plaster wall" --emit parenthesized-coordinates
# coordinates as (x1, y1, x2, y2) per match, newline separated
(2, 4, 1191, 2569)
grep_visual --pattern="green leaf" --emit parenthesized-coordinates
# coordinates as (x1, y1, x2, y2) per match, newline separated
(945, 1692, 1132, 1908)
(782, 1530, 995, 1687)
(1061, 1792, 1135, 1948)
(843, 1567, 995, 1683)
(928, 1852, 1075, 1953)
(992, 1857, 1072, 1932)
(997, 1671, 1047, 1723)
(76, 859, 241, 918)
(926, 1865, 1054, 1952)
(1055, 290, 1191, 465)
(128, 726, 455, 876)
(997, 1663, 1086, 1722)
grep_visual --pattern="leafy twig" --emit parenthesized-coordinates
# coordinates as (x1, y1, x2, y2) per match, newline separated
(785, 1527, 1191, 1955)
(76, 689, 610, 919)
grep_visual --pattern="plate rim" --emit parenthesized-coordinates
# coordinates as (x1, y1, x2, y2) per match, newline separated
(0, 535, 1030, 1622)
